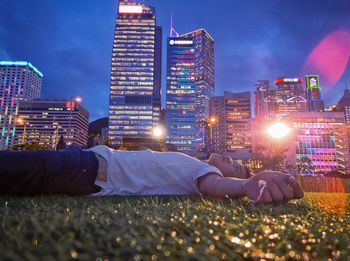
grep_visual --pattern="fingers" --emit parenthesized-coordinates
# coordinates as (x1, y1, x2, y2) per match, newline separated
(287, 176, 304, 199)
(267, 179, 285, 203)
(257, 188, 273, 204)
(272, 175, 295, 201)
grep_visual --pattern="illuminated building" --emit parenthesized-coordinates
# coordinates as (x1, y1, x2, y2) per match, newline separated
(209, 91, 252, 154)
(253, 80, 270, 120)
(336, 87, 350, 123)
(0, 61, 43, 150)
(15, 99, 89, 148)
(166, 29, 214, 153)
(305, 75, 325, 112)
(182, 29, 215, 150)
(272, 77, 307, 117)
(108, 0, 162, 145)
(255, 77, 307, 120)
(336, 86, 350, 156)
(286, 112, 350, 176)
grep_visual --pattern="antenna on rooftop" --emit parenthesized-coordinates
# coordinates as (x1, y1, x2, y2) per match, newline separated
(170, 13, 179, 37)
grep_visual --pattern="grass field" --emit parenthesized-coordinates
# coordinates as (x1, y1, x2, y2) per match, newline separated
(0, 193, 349, 260)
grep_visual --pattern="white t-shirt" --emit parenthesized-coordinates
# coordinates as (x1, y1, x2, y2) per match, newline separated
(88, 145, 223, 196)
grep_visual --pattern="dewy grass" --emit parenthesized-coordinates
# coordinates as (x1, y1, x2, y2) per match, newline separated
(0, 193, 349, 260)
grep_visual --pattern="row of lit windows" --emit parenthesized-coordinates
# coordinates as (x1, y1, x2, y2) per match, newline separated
(112, 62, 154, 67)
(114, 39, 154, 45)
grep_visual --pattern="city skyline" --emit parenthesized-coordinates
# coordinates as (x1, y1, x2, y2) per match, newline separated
(0, 0, 349, 121)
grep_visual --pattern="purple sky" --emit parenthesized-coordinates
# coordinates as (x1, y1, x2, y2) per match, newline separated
(0, 0, 349, 121)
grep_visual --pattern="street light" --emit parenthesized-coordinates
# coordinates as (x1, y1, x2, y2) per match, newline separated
(68, 96, 82, 146)
(208, 116, 218, 152)
(267, 122, 290, 140)
(152, 126, 164, 138)
(16, 117, 29, 144)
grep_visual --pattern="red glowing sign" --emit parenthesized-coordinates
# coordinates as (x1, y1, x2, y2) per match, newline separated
(274, 78, 302, 85)
(66, 101, 76, 110)
(119, 5, 143, 14)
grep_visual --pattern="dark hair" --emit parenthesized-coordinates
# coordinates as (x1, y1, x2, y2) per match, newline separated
(245, 167, 253, 179)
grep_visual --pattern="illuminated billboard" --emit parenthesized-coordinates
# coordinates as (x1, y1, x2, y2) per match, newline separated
(274, 78, 302, 85)
(305, 75, 320, 90)
(169, 39, 193, 46)
(119, 5, 143, 14)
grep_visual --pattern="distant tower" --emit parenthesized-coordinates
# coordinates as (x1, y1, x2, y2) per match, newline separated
(0, 61, 43, 150)
(108, 0, 162, 145)
(253, 80, 270, 120)
(305, 75, 325, 112)
(166, 29, 214, 154)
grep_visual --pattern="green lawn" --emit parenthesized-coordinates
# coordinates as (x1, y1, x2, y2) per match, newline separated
(0, 193, 349, 260)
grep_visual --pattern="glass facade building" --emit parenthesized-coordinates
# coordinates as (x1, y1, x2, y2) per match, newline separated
(166, 29, 214, 153)
(108, 0, 162, 145)
(166, 37, 196, 153)
(286, 112, 350, 176)
(0, 61, 43, 150)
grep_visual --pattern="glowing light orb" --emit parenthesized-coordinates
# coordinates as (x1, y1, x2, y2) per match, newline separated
(302, 30, 350, 88)
(152, 126, 164, 138)
(267, 122, 290, 139)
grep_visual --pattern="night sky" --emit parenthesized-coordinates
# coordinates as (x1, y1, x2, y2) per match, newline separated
(0, 0, 349, 121)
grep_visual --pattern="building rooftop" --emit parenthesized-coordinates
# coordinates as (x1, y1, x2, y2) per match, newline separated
(337, 88, 350, 109)
(0, 61, 43, 78)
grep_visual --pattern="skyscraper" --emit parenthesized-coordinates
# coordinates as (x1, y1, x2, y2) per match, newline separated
(209, 91, 252, 154)
(0, 61, 43, 150)
(305, 75, 325, 112)
(166, 29, 214, 153)
(166, 37, 196, 153)
(108, 0, 162, 145)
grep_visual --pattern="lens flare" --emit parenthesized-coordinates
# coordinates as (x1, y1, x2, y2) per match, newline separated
(267, 122, 290, 139)
(302, 30, 350, 88)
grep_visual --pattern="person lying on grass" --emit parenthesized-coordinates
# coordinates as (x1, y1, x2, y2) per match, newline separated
(0, 145, 304, 204)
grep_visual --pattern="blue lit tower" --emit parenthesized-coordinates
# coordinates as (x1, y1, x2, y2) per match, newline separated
(166, 37, 196, 153)
(0, 61, 43, 150)
(108, 0, 162, 145)
(305, 75, 325, 112)
(166, 29, 214, 153)
(183, 29, 215, 150)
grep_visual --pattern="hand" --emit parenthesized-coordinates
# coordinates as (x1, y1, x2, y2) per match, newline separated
(242, 171, 304, 204)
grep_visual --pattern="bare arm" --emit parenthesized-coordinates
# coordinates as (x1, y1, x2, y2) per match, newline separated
(198, 171, 304, 204)
(198, 174, 245, 199)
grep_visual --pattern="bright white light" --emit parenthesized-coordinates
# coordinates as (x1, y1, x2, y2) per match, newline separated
(75, 97, 82, 103)
(267, 122, 290, 139)
(119, 5, 143, 14)
(153, 126, 164, 137)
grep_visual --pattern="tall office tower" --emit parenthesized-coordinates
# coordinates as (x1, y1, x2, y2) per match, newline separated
(166, 29, 214, 153)
(286, 112, 350, 176)
(0, 61, 43, 150)
(182, 29, 215, 149)
(253, 80, 270, 120)
(166, 37, 196, 153)
(108, 0, 162, 145)
(15, 99, 89, 148)
(209, 91, 252, 154)
(305, 75, 325, 112)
